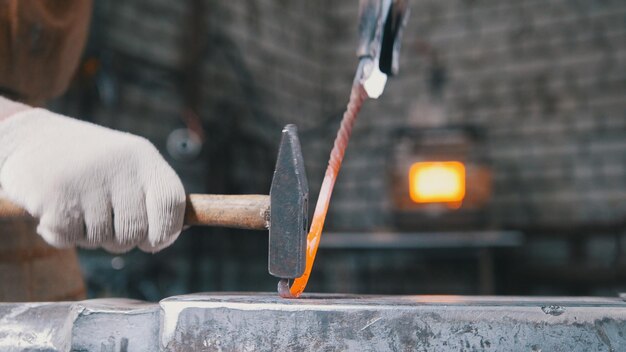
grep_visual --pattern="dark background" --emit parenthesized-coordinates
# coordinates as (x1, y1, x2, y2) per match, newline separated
(50, 0, 626, 301)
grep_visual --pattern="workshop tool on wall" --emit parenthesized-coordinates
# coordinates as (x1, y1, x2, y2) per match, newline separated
(0, 124, 309, 284)
(279, 0, 409, 298)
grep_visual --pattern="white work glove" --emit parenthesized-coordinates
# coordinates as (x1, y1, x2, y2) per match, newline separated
(0, 103, 186, 253)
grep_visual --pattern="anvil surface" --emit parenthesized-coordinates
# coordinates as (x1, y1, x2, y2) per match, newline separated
(1, 293, 625, 351)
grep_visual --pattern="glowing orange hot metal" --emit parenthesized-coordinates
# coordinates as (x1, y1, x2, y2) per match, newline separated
(279, 84, 369, 298)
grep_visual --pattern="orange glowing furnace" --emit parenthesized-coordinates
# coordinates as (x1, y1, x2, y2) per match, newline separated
(389, 127, 492, 230)
(409, 161, 466, 205)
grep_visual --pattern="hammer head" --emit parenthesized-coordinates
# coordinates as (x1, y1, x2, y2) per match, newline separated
(269, 125, 309, 279)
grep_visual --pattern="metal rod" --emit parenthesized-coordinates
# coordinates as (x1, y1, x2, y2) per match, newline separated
(282, 83, 369, 298)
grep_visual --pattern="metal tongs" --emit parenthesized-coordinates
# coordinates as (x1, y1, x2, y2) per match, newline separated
(356, 0, 410, 98)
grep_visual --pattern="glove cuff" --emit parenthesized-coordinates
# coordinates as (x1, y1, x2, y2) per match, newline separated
(0, 96, 30, 121)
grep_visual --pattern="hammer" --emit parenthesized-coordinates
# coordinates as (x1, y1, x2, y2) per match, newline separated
(0, 124, 309, 281)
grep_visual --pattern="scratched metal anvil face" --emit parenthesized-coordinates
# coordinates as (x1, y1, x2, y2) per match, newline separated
(2, 294, 625, 351)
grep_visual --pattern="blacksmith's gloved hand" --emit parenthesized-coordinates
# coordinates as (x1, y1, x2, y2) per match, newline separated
(0, 97, 186, 253)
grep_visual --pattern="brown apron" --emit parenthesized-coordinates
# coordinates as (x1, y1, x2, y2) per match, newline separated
(0, 0, 92, 301)
(0, 219, 85, 301)
(0, 0, 92, 104)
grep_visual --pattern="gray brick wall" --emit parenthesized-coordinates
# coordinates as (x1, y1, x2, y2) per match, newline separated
(52, 0, 626, 229)
(321, 0, 626, 230)
(54, 0, 332, 195)
(47, 0, 626, 296)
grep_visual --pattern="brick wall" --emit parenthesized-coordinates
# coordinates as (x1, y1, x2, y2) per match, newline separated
(49, 0, 626, 297)
(322, 0, 626, 230)
(50, 0, 337, 297)
(53, 0, 331, 194)
(53, 0, 626, 231)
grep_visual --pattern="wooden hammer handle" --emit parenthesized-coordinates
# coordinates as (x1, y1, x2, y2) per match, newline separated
(0, 194, 270, 231)
(184, 194, 270, 230)
(0, 197, 27, 218)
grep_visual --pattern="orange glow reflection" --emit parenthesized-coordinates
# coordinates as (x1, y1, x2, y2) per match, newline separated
(409, 161, 466, 204)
